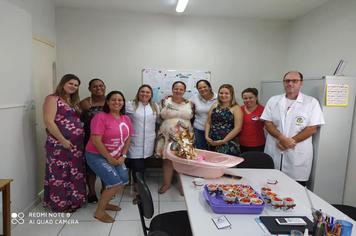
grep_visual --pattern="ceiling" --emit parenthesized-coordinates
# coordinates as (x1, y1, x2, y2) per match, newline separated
(54, 0, 330, 20)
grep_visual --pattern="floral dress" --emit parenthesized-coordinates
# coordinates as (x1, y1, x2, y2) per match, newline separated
(209, 105, 239, 155)
(43, 97, 86, 212)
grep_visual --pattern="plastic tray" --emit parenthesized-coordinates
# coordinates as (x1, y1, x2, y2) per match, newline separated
(203, 185, 265, 214)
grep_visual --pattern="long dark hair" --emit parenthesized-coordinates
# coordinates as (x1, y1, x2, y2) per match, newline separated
(133, 84, 158, 113)
(196, 79, 212, 89)
(103, 91, 126, 114)
(54, 74, 81, 107)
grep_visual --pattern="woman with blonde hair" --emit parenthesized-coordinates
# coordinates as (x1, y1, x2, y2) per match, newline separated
(43, 74, 86, 212)
(205, 84, 243, 156)
(126, 84, 159, 185)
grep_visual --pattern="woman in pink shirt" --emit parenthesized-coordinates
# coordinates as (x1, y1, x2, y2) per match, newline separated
(85, 91, 133, 223)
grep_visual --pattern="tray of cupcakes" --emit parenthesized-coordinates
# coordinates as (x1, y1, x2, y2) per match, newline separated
(260, 187, 296, 211)
(203, 184, 265, 214)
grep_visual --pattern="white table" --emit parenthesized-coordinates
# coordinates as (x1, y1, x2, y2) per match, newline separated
(180, 169, 355, 236)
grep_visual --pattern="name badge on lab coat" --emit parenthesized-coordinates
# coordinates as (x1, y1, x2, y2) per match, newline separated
(295, 116, 305, 126)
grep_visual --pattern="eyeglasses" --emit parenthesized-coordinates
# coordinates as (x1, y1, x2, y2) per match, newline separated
(283, 79, 301, 84)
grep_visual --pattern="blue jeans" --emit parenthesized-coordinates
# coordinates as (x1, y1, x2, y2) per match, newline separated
(194, 128, 209, 150)
(85, 152, 129, 188)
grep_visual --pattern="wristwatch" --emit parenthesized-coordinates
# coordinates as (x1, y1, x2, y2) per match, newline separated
(122, 154, 127, 158)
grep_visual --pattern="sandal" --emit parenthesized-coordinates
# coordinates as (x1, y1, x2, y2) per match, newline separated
(158, 184, 170, 194)
(94, 212, 115, 223)
(63, 208, 77, 213)
(105, 204, 121, 211)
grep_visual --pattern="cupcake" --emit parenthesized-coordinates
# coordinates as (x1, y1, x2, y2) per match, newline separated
(241, 186, 251, 194)
(261, 187, 272, 198)
(248, 193, 258, 198)
(251, 198, 264, 205)
(217, 184, 225, 192)
(283, 197, 296, 211)
(239, 197, 251, 205)
(231, 185, 239, 191)
(221, 186, 231, 194)
(265, 191, 277, 204)
(207, 184, 218, 193)
(237, 192, 248, 200)
(271, 197, 284, 211)
(223, 192, 236, 203)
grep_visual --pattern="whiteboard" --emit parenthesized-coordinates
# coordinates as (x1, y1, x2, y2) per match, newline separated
(142, 69, 211, 103)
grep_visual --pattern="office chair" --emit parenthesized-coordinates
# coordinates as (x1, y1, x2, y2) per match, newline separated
(135, 173, 193, 236)
(332, 204, 356, 221)
(147, 231, 170, 236)
(237, 151, 274, 169)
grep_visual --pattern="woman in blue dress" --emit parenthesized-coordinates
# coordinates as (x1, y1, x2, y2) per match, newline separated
(205, 84, 243, 156)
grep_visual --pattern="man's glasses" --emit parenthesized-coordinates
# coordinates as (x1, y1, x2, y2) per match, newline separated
(283, 79, 301, 84)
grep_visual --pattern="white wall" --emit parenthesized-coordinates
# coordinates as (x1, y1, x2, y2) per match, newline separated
(0, 0, 56, 221)
(286, 0, 356, 206)
(6, 0, 56, 42)
(286, 0, 356, 75)
(0, 0, 35, 215)
(55, 8, 290, 101)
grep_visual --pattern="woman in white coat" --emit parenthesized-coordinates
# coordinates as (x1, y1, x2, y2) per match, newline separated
(126, 84, 159, 184)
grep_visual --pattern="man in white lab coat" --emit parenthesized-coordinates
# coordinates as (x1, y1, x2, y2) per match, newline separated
(261, 71, 325, 186)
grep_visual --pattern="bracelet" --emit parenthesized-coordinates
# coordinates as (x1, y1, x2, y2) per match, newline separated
(122, 154, 127, 158)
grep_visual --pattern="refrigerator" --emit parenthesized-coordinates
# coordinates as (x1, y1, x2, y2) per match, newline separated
(260, 76, 356, 204)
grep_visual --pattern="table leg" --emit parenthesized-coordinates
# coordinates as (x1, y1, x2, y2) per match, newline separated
(3, 183, 11, 236)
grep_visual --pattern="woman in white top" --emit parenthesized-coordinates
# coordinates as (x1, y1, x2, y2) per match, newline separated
(191, 79, 217, 150)
(126, 84, 159, 183)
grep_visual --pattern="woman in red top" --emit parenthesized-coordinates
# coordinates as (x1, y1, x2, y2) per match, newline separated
(239, 88, 266, 153)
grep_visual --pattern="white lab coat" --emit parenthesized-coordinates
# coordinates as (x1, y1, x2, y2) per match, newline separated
(126, 101, 159, 159)
(261, 92, 325, 181)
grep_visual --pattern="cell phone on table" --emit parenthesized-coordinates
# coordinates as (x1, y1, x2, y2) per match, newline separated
(223, 173, 242, 180)
(212, 216, 231, 229)
(275, 217, 307, 226)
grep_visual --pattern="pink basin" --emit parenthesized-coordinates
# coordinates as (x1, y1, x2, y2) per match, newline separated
(165, 143, 244, 178)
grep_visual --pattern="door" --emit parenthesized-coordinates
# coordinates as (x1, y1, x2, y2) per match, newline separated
(32, 38, 56, 191)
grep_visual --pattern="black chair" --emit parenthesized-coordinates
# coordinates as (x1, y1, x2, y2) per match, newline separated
(237, 151, 274, 169)
(135, 173, 193, 236)
(147, 231, 170, 236)
(332, 204, 356, 221)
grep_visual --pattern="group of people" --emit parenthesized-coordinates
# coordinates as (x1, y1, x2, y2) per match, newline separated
(42, 70, 324, 223)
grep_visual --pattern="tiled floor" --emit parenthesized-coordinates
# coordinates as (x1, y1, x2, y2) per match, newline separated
(11, 173, 187, 236)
